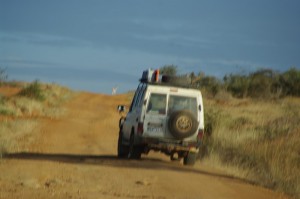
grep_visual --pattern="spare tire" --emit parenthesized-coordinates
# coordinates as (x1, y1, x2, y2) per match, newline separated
(168, 110, 199, 139)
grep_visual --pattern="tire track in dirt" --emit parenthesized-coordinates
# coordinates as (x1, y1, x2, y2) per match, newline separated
(0, 92, 291, 199)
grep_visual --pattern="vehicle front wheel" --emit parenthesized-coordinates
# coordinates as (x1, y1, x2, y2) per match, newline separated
(117, 131, 129, 158)
(128, 133, 142, 160)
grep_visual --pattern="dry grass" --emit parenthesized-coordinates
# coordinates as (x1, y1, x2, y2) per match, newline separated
(0, 83, 74, 118)
(0, 120, 38, 154)
(0, 83, 74, 157)
(202, 96, 300, 198)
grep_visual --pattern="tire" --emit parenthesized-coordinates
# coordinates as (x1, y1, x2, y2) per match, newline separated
(183, 151, 197, 166)
(117, 131, 129, 158)
(119, 117, 125, 129)
(128, 133, 142, 159)
(168, 110, 199, 139)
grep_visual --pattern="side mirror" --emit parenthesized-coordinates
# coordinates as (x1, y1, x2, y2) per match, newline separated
(117, 105, 126, 113)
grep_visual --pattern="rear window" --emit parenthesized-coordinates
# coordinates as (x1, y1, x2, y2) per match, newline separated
(168, 95, 198, 117)
(147, 93, 167, 115)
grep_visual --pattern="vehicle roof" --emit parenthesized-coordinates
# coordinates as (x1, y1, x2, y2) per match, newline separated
(146, 82, 199, 90)
(146, 83, 202, 96)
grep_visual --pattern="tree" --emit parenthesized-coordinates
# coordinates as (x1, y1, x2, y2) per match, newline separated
(224, 74, 249, 98)
(279, 67, 300, 96)
(199, 76, 222, 97)
(247, 69, 277, 98)
(160, 65, 178, 76)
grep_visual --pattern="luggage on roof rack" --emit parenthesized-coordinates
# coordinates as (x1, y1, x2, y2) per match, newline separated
(140, 68, 192, 87)
(140, 69, 160, 83)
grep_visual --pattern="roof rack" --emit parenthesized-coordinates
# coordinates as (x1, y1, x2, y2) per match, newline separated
(140, 69, 159, 83)
(139, 69, 196, 89)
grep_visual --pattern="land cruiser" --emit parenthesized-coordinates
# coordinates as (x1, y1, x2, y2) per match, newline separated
(117, 69, 204, 166)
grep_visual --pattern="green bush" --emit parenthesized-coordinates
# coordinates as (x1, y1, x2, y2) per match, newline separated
(224, 74, 249, 98)
(159, 65, 178, 76)
(18, 80, 45, 101)
(0, 95, 12, 116)
(279, 67, 300, 96)
(199, 76, 222, 97)
(247, 69, 277, 98)
(163, 66, 299, 99)
(224, 68, 300, 99)
(0, 108, 14, 116)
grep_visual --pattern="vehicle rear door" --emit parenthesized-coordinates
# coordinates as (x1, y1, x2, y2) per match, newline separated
(143, 93, 167, 138)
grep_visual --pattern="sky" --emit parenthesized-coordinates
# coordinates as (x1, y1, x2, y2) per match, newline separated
(1, 0, 300, 94)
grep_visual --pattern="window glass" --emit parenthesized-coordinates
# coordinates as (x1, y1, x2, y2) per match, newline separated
(168, 95, 198, 117)
(137, 84, 147, 107)
(129, 83, 142, 112)
(147, 93, 167, 115)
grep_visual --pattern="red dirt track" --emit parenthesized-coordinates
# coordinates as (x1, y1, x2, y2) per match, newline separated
(0, 92, 290, 199)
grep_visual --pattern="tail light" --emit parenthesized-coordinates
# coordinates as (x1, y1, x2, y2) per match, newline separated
(137, 122, 144, 135)
(197, 129, 204, 140)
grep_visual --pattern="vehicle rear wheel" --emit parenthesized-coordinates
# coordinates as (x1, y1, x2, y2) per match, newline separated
(128, 133, 142, 159)
(183, 151, 197, 166)
(117, 131, 129, 158)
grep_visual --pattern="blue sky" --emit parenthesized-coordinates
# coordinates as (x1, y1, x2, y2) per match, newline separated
(1, 0, 300, 93)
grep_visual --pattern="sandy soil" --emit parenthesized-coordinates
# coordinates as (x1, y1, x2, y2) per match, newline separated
(0, 92, 290, 199)
(0, 86, 21, 97)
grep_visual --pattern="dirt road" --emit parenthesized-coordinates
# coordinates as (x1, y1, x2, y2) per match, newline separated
(0, 93, 289, 199)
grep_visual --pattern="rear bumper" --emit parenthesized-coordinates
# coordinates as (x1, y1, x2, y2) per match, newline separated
(139, 136, 201, 152)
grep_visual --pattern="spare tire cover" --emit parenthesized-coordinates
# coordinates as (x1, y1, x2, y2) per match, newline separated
(168, 110, 199, 139)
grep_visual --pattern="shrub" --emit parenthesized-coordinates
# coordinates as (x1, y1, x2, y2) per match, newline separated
(199, 76, 222, 97)
(202, 97, 300, 198)
(0, 95, 14, 116)
(159, 65, 178, 76)
(247, 69, 278, 99)
(18, 80, 45, 101)
(0, 94, 5, 105)
(279, 67, 300, 96)
(224, 67, 300, 99)
(198, 106, 223, 159)
(224, 74, 249, 98)
(0, 108, 14, 116)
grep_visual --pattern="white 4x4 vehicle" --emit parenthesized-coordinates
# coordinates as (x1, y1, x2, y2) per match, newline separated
(118, 69, 204, 166)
